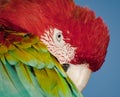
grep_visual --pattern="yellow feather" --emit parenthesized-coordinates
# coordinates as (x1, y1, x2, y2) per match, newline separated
(0, 45, 8, 54)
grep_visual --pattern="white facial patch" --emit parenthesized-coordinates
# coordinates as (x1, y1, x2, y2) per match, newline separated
(41, 28, 76, 64)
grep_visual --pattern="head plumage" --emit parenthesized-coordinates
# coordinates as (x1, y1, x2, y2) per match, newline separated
(39, 1, 110, 71)
(59, 6, 110, 72)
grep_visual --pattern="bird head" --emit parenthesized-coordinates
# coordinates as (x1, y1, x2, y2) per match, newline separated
(40, 3, 110, 72)
(40, 4, 110, 91)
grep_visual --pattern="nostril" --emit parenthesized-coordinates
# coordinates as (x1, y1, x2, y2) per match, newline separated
(62, 64, 70, 72)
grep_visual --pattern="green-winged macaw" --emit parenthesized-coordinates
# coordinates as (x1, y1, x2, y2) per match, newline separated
(0, 1, 83, 97)
(0, 0, 110, 97)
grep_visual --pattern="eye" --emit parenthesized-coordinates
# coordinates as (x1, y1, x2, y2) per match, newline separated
(53, 28, 65, 46)
(56, 32, 62, 42)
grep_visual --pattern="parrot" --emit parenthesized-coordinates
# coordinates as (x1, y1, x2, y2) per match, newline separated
(0, 0, 110, 97)
(0, 0, 83, 97)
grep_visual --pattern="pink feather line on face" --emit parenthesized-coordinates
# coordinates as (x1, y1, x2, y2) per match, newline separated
(41, 28, 76, 64)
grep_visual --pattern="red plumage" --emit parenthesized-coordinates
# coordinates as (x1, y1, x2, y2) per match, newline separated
(0, 0, 74, 36)
(0, 0, 49, 36)
(43, 2, 110, 72)
(0, 0, 110, 72)
(59, 6, 110, 72)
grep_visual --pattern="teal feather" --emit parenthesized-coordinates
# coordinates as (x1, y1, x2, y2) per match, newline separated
(0, 60, 22, 97)
(5, 53, 19, 65)
(15, 63, 44, 97)
(0, 56, 30, 97)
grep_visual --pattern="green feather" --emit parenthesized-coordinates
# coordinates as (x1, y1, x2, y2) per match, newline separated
(34, 68, 72, 97)
(15, 62, 44, 97)
(33, 41, 48, 52)
(0, 56, 30, 97)
(5, 53, 19, 65)
(0, 60, 22, 97)
(16, 42, 32, 49)
(0, 30, 83, 97)
(8, 47, 38, 67)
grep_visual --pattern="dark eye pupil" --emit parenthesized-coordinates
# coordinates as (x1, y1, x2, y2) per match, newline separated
(58, 34, 61, 38)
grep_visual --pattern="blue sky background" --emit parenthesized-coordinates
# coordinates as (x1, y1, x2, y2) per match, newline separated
(75, 0, 120, 97)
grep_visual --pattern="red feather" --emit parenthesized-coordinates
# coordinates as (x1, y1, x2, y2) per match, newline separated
(61, 6, 110, 72)
(0, 0, 50, 36)
(0, 0, 74, 36)
(38, 1, 110, 71)
(0, 0, 110, 71)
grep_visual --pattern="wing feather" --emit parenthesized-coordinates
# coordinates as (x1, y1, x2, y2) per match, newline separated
(0, 30, 82, 97)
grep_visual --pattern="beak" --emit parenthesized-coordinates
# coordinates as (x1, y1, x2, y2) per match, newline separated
(62, 63, 92, 92)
